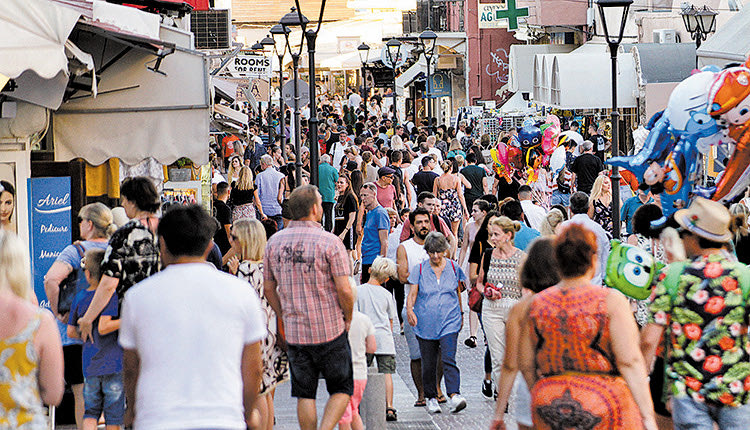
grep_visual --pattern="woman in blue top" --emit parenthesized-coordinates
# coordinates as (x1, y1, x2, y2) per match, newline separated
(406, 232, 468, 415)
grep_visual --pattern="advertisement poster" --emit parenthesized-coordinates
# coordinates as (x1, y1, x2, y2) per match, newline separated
(225, 52, 271, 78)
(28, 177, 72, 307)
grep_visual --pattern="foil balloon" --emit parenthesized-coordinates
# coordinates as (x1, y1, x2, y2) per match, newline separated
(518, 123, 542, 170)
(540, 115, 561, 155)
(708, 57, 750, 202)
(607, 110, 675, 183)
(605, 240, 664, 300)
(490, 142, 512, 181)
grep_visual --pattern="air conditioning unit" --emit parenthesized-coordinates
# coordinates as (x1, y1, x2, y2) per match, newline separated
(191, 9, 231, 50)
(653, 29, 677, 44)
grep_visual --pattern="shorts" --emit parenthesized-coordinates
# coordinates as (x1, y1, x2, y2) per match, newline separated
(63, 344, 84, 385)
(366, 354, 396, 374)
(401, 306, 421, 360)
(83, 372, 125, 425)
(338, 379, 367, 425)
(287, 332, 354, 399)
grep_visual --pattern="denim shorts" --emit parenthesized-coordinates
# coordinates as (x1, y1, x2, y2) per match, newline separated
(672, 396, 750, 430)
(287, 332, 354, 399)
(84, 372, 125, 425)
(401, 306, 421, 360)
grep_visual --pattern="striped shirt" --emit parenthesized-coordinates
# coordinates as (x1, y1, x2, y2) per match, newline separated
(264, 220, 352, 345)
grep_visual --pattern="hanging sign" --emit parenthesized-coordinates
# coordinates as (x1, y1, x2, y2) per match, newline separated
(226, 52, 271, 78)
(429, 71, 452, 98)
(478, 0, 529, 30)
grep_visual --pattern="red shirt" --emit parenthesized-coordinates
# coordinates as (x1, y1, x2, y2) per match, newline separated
(375, 182, 397, 210)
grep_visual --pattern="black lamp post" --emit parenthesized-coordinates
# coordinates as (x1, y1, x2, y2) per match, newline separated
(358, 42, 370, 124)
(270, 24, 290, 162)
(280, 7, 309, 188)
(385, 38, 402, 125)
(260, 35, 275, 137)
(293, 0, 327, 187)
(680, 4, 718, 66)
(419, 28, 437, 134)
(597, 0, 632, 240)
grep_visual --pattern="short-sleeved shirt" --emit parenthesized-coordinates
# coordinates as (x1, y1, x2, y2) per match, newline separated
(54, 240, 109, 345)
(101, 220, 160, 306)
(361, 206, 390, 265)
(375, 183, 397, 210)
(334, 193, 358, 235)
(408, 259, 467, 340)
(264, 220, 352, 345)
(69, 289, 122, 377)
(620, 195, 652, 235)
(648, 253, 750, 407)
(514, 224, 540, 252)
(348, 311, 375, 380)
(318, 163, 339, 203)
(213, 199, 232, 254)
(356, 283, 399, 355)
(571, 153, 605, 194)
(461, 165, 487, 205)
(411, 171, 439, 196)
(255, 168, 285, 216)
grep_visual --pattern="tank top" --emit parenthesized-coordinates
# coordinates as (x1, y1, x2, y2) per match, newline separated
(0, 309, 47, 429)
(485, 249, 526, 300)
(402, 238, 429, 295)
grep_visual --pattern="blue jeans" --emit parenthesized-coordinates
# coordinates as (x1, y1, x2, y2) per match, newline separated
(672, 396, 750, 430)
(83, 372, 125, 425)
(417, 332, 460, 398)
(549, 191, 570, 207)
(268, 214, 283, 231)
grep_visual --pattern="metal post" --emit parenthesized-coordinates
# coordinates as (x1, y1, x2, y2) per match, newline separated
(609, 44, 621, 240)
(278, 61, 287, 161)
(292, 53, 303, 188)
(426, 56, 432, 134)
(306, 30, 320, 186)
(393, 74, 398, 125)
(362, 66, 368, 123)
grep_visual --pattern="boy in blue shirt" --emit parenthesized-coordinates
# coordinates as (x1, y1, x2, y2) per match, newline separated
(68, 248, 124, 430)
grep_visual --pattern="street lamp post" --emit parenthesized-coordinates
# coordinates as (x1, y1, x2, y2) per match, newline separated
(385, 38, 402, 125)
(419, 28, 437, 134)
(680, 5, 718, 67)
(597, 0, 632, 241)
(270, 24, 290, 162)
(280, 7, 309, 188)
(358, 43, 370, 124)
(294, 0, 327, 187)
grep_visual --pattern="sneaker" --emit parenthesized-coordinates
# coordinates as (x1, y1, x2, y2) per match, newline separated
(464, 336, 477, 348)
(426, 398, 441, 414)
(481, 379, 493, 399)
(450, 394, 467, 413)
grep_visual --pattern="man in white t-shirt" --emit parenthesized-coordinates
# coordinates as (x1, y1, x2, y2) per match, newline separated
(119, 205, 265, 430)
(348, 89, 362, 110)
(559, 121, 584, 156)
(518, 185, 547, 231)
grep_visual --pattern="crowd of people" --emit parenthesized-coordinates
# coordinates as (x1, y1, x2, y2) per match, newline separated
(3, 87, 750, 430)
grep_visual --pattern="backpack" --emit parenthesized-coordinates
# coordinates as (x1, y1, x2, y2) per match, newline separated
(58, 241, 86, 314)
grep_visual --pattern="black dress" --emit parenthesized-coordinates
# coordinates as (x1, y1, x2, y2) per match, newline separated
(334, 193, 358, 250)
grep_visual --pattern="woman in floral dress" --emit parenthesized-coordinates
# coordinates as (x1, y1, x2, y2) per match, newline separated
(434, 159, 470, 236)
(588, 174, 614, 237)
(228, 218, 288, 430)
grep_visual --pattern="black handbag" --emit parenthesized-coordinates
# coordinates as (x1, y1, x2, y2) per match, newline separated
(57, 241, 85, 314)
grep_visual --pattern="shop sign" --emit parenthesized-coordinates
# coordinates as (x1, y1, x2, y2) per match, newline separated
(429, 71, 452, 98)
(226, 52, 271, 78)
(27, 177, 71, 307)
(478, 0, 529, 30)
(366, 67, 395, 89)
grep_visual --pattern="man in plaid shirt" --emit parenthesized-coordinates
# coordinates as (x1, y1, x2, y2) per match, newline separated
(264, 185, 355, 430)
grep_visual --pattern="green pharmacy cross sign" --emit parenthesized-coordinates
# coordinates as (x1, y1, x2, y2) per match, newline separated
(495, 0, 529, 30)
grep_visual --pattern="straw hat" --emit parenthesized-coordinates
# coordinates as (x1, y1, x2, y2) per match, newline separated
(674, 197, 732, 242)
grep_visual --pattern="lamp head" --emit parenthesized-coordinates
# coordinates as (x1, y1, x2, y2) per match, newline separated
(419, 28, 438, 60)
(279, 6, 310, 28)
(696, 5, 718, 35)
(250, 40, 264, 51)
(386, 38, 402, 66)
(357, 42, 370, 65)
(680, 4, 699, 34)
(270, 24, 290, 57)
(596, 0, 633, 45)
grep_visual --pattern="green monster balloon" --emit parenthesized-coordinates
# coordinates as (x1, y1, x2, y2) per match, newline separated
(605, 240, 664, 300)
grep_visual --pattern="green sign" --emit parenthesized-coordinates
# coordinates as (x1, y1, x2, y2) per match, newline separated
(494, 0, 528, 30)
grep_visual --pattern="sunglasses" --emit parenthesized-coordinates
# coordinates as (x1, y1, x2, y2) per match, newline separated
(231, 234, 238, 241)
(77, 216, 87, 223)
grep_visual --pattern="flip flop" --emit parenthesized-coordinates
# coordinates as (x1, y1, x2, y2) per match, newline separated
(413, 399, 426, 407)
(437, 395, 447, 404)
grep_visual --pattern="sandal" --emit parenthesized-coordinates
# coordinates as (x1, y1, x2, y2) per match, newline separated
(386, 407, 398, 421)
(437, 395, 447, 404)
(413, 399, 426, 407)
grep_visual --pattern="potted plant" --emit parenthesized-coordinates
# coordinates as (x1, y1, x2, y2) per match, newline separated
(168, 157, 193, 182)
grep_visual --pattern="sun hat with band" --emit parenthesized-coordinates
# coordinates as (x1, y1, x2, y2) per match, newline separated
(674, 197, 732, 242)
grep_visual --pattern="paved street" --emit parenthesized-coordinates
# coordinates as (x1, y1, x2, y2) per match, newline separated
(275, 296, 518, 430)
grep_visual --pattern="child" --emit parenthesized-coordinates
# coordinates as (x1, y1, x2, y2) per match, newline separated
(67, 249, 124, 430)
(356, 256, 399, 421)
(340, 278, 376, 430)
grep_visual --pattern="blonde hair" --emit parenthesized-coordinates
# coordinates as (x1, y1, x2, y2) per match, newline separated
(79, 203, 117, 239)
(730, 203, 749, 241)
(449, 138, 461, 152)
(540, 208, 564, 236)
(391, 135, 404, 151)
(232, 218, 266, 261)
(440, 160, 452, 173)
(236, 166, 254, 191)
(490, 216, 521, 240)
(0, 230, 31, 300)
(369, 256, 397, 283)
(589, 175, 611, 204)
(227, 155, 243, 181)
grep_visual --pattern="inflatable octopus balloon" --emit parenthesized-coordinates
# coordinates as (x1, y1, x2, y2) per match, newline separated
(540, 114, 561, 155)
(708, 57, 750, 202)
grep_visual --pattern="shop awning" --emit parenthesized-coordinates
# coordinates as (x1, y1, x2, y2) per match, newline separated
(697, 5, 750, 68)
(53, 25, 210, 166)
(625, 43, 696, 84)
(532, 42, 638, 109)
(509, 44, 576, 93)
(396, 57, 427, 97)
(498, 92, 530, 113)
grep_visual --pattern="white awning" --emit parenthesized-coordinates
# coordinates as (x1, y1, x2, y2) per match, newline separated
(532, 42, 638, 109)
(396, 57, 426, 97)
(509, 44, 576, 93)
(498, 92, 530, 113)
(53, 26, 210, 166)
(697, 5, 750, 68)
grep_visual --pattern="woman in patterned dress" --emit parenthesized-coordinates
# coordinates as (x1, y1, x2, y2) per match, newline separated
(519, 224, 658, 430)
(227, 218, 288, 430)
(588, 175, 614, 237)
(433, 160, 470, 237)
